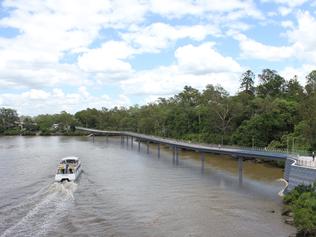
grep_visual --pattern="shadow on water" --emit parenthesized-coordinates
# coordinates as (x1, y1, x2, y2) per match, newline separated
(108, 137, 286, 202)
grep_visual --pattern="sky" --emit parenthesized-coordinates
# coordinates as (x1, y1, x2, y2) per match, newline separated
(0, 0, 315, 115)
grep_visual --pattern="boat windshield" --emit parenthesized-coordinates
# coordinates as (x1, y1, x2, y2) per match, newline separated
(60, 159, 78, 165)
(66, 159, 78, 164)
(57, 159, 78, 174)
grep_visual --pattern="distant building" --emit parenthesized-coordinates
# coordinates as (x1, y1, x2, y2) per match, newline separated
(14, 121, 24, 130)
(51, 123, 60, 130)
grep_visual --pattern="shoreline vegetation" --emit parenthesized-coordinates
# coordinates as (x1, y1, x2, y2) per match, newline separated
(283, 183, 316, 237)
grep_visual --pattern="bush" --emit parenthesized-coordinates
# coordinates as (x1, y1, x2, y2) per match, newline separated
(40, 129, 52, 136)
(3, 128, 20, 135)
(293, 192, 316, 235)
(21, 130, 37, 136)
(284, 183, 316, 236)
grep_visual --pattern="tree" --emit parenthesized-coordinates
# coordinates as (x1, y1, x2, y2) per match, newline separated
(205, 86, 234, 145)
(174, 86, 201, 106)
(284, 76, 305, 101)
(58, 111, 76, 132)
(240, 70, 255, 95)
(232, 98, 299, 147)
(34, 114, 58, 132)
(75, 108, 100, 128)
(0, 108, 19, 133)
(22, 116, 38, 132)
(305, 70, 316, 96)
(257, 69, 286, 97)
(299, 94, 316, 150)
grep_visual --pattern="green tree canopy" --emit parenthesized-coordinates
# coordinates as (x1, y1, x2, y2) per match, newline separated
(305, 70, 316, 96)
(257, 69, 286, 98)
(240, 70, 255, 95)
(0, 108, 19, 132)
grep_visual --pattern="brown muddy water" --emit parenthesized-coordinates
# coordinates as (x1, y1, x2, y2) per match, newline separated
(0, 136, 295, 237)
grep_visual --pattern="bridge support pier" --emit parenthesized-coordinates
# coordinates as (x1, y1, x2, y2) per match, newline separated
(176, 147, 179, 165)
(238, 157, 243, 186)
(200, 152, 205, 173)
(106, 135, 108, 143)
(157, 143, 160, 159)
(147, 141, 149, 154)
(172, 146, 176, 164)
(131, 137, 133, 149)
(126, 136, 129, 147)
(138, 140, 140, 152)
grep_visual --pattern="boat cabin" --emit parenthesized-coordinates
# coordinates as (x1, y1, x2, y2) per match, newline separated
(57, 157, 79, 174)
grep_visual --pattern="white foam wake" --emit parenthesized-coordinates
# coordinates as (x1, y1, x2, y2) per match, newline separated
(1, 182, 78, 237)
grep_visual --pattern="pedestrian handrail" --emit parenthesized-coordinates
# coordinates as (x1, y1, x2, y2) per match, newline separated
(295, 158, 316, 168)
(76, 126, 311, 157)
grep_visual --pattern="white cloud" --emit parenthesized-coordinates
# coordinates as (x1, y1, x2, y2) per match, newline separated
(21, 89, 50, 100)
(122, 23, 219, 53)
(0, 62, 89, 89)
(120, 42, 242, 96)
(281, 20, 294, 28)
(0, 0, 148, 89)
(287, 11, 316, 62)
(233, 11, 316, 64)
(175, 42, 242, 74)
(278, 6, 292, 16)
(149, 0, 200, 17)
(121, 66, 240, 97)
(150, 0, 263, 19)
(261, 0, 310, 17)
(78, 41, 134, 73)
(0, 87, 131, 115)
(1, 0, 314, 116)
(234, 33, 295, 61)
(279, 64, 315, 84)
(261, 0, 309, 8)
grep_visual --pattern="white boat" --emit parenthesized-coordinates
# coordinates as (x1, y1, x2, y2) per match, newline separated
(55, 157, 82, 182)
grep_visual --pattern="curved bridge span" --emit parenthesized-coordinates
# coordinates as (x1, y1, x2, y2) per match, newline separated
(76, 126, 295, 186)
(76, 126, 288, 160)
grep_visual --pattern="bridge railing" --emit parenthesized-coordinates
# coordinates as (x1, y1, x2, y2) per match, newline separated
(76, 127, 311, 157)
(149, 135, 310, 156)
(296, 158, 316, 168)
(154, 135, 309, 156)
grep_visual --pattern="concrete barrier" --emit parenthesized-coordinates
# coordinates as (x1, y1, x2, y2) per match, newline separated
(287, 161, 316, 191)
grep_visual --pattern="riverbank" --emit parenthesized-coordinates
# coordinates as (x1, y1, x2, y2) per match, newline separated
(0, 130, 87, 136)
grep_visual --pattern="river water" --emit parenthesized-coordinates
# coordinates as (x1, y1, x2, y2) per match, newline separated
(0, 136, 295, 237)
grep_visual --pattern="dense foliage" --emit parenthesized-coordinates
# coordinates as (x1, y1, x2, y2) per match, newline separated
(284, 183, 316, 236)
(0, 69, 315, 152)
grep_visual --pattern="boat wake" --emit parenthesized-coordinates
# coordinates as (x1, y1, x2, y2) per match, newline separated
(1, 182, 78, 237)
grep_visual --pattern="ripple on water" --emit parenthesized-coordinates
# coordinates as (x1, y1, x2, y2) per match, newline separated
(0, 137, 296, 237)
(0, 182, 77, 237)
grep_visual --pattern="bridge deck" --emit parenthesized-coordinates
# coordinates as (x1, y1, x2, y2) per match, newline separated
(76, 127, 289, 161)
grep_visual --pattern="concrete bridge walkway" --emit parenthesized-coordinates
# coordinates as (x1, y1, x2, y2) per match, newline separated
(76, 126, 314, 190)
